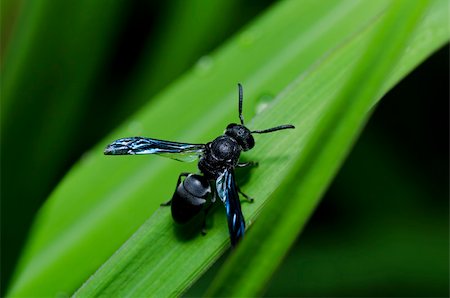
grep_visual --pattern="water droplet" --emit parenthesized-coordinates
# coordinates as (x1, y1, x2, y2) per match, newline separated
(255, 94, 275, 114)
(404, 45, 412, 54)
(195, 55, 213, 75)
(55, 291, 70, 298)
(239, 29, 261, 47)
(127, 121, 143, 135)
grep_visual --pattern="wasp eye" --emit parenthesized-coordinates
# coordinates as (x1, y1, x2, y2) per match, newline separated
(226, 123, 238, 130)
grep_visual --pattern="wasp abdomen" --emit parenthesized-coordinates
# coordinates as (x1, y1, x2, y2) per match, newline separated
(171, 174, 211, 223)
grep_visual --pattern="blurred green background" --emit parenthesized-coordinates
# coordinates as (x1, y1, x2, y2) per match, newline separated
(1, 0, 448, 296)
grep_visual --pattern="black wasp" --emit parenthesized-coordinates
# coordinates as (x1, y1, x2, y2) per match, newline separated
(104, 84, 294, 246)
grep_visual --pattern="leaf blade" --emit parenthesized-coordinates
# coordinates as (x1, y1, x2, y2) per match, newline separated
(8, 0, 449, 297)
(206, 0, 435, 296)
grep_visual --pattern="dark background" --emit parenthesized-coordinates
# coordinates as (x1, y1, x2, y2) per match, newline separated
(1, 0, 448, 296)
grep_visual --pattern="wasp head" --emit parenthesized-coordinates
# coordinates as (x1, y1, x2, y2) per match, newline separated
(225, 123, 255, 151)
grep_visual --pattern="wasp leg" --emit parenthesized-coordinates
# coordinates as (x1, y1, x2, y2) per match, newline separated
(210, 181, 218, 203)
(160, 200, 172, 206)
(237, 161, 259, 168)
(160, 172, 190, 206)
(201, 203, 215, 235)
(237, 187, 254, 203)
(201, 222, 207, 235)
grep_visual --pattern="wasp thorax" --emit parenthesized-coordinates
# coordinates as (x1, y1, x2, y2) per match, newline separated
(225, 123, 255, 151)
(211, 136, 240, 161)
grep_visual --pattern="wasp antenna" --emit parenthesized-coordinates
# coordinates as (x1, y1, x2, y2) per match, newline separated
(238, 83, 244, 125)
(251, 124, 295, 134)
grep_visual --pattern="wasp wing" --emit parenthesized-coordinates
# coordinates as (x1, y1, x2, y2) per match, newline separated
(216, 169, 245, 246)
(104, 137, 205, 162)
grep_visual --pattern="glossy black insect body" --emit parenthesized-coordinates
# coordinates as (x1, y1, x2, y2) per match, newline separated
(169, 173, 212, 224)
(104, 84, 294, 246)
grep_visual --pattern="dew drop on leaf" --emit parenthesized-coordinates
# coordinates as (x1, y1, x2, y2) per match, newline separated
(255, 94, 275, 115)
(195, 56, 214, 75)
(127, 121, 143, 135)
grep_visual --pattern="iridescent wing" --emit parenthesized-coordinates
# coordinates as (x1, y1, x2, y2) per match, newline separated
(104, 137, 205, 162)
(216, 169, 245, 246)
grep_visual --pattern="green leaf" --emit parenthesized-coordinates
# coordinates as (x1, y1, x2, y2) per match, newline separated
(76, 0, 447, 297)
(205, 0, 433, 296)
(8, 0, 448, 297)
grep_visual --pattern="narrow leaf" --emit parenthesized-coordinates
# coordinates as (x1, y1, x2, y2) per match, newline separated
(8, 0, 448, 297)
(75, 1, 448, 297)
(206, 0, 432, 296)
